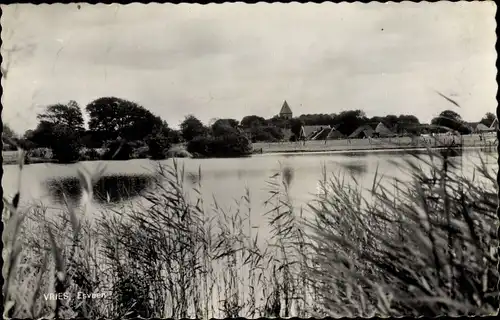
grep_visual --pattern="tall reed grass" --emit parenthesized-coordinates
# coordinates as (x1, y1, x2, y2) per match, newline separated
(2, 144, 498, 318)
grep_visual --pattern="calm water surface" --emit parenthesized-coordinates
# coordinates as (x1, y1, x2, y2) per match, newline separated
(2, 150, 497, 230)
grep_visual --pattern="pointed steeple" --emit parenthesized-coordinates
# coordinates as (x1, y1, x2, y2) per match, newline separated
(279, 100, 292, 115)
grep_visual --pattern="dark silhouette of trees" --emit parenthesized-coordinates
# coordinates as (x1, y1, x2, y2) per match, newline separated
(146, 122, 172, 160)
(211, 118, 239, 137)
(480, 112, 496, 127)
(2, 123, 18, 150)
(186, 117, 252, 158)
(332, 110, 368, 135)
(431, 110, 471, 134)
(28, 102, 85, 163)
(180, 115, 208, 142)
(102, 138, 133, 161)
(86, 97, 164, 146)
(289, 118, 304, 137)
(241, 115, 267, 128)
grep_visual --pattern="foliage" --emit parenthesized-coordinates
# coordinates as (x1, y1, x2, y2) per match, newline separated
(480, 112, 496, 127)
(146, 131, 171, 160)
(167, 129, 183, 144)
(248, 126, 284, 142)
(211, 118, 240, 137)
(431, 110, 471, 134)
(241, 115, 267, 128)
(24, 102, 85, 163)
(80, 148, 101, 161)
(180, 115, 208, 142)
(49, 125, 83, 163)
(86, 97, 164, 145)
(332, 110, 368, 135)
(289, 118, 304, 137)
(102, 139, 133, 161)
(187, 131, 252, 158)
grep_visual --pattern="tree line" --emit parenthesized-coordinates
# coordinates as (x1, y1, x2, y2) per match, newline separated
(1, 96, 496, 163)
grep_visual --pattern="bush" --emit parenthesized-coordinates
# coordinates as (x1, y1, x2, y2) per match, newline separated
(102, 139, 133, 161)
(133, 146, 150, 159)
(146, 133, 171, 160)
(80, 148, 101, 161)
(187, 132, 252, 158)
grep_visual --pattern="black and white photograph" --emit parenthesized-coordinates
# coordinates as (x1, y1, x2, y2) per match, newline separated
(1, 2, 498, 318)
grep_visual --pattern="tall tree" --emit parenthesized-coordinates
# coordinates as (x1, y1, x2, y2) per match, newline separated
(241, 115, 266, 128)
(211, 118, 239, 137)
(431, 110, 469, 133)
(86, 97, 163, 145)
(480, 112, 496, 127)
(333, 110, 368, 135)
(180, 115, 208, 142)
(29, 102, 85, 162)
(289, 118, 304, 137)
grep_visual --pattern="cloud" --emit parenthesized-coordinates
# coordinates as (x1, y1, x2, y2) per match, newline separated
(1, 2, 496, 133)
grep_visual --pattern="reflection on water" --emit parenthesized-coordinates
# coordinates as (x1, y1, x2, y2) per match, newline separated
(44, 174, 156, 205)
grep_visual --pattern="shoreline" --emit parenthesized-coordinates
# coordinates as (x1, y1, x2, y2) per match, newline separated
(254, 145, 496, 157)
(3, 138, 497, 165)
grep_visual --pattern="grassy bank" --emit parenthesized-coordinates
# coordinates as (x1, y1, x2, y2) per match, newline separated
(2, 146, 498, 318)
(253, 134, 497, 154)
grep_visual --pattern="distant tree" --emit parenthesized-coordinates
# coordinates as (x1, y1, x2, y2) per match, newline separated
(187, 133, 252, 158)
(37, 101, 85, 133)
(298, 114, 333, 126)
(86, 97, 163, 145)
(102, 138, 133, 161)
(241, 115, 267, 128)
(2, 123, 16, 140)
(167, 129, 183, 144)
(29, 102, 85, 163)
(180, 115, 208, 141)
(49, 125, 82, 163)
(333, 110, 368, 135)
(431, 110, 470, 133)
(266, 115, 287, 128)
(211, 118, 239, 137)
(146, 132, 171, 160)
(289, 118, 304, 137)
(396, 114, 420, 134)
(384, 114, 399, 129)
(2, 123, 18, 150)
(480, 112, 496, 127)
(249, 126, 284, 142)
(145, 122, 172, 160)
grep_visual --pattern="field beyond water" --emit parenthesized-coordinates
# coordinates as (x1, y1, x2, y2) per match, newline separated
(253, 134, 496, 154)
(2, 134, 496, 165)
(2, 145, 499, 318)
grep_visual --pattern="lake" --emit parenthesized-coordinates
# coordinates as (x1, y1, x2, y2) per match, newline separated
(2, 149, 497, 317)
(2, 149, 497, 232)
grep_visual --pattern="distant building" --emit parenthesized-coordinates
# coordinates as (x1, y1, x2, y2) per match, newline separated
(299, 125, 331, 140)
(348, 125, 375, 139)
(490, 118, 498, 130)
(279, 100, 293, 120)
(374, 122, 396, 137)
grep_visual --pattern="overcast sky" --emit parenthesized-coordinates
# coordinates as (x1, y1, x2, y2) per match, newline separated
(1, 2, 497, 133)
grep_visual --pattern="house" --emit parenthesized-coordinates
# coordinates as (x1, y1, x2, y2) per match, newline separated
(326, 128, 345, 140)
(374, 122, 396, 137)
(299, 125, 331, 140)
(466, 122, 480, 133)
(348, 125, 375, 139)
(476, 123, 492, 132)
(490, 118, 498, 130)
(279, 100, 293, 120)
